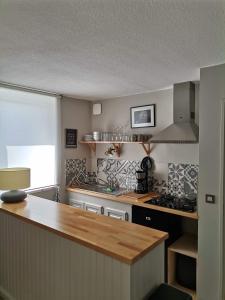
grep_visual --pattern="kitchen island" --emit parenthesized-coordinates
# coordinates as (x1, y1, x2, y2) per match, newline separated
(0, 195, 168, 300)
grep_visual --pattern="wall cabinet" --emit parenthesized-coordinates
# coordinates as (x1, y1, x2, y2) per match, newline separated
(67, 191, 132, 221)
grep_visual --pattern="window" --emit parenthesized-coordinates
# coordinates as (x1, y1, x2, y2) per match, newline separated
(0, 86, 60, 189)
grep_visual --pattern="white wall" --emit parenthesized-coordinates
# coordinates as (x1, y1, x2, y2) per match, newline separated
(60, 97, 92, 200)
(198, 63, 225, 300)
(91, 87, 199, 181)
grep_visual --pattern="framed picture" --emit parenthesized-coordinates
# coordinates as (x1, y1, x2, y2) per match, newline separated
(65, 129, 77, 148)
(130, 104, 156, 128)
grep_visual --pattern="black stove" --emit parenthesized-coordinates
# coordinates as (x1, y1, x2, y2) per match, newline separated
(146, 194, 197, 212)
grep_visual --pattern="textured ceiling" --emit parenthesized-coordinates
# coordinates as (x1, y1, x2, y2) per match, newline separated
(0, 0, 225, 100)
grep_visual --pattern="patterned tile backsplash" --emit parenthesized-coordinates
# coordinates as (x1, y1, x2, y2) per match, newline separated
(152, 178, 168, 195)
(65, 158, 199, 197)
(97, 159, 198, 196)
(66, 159, 86, 185)
(168, 163, 199, 196)
(97, 158, 141, 189)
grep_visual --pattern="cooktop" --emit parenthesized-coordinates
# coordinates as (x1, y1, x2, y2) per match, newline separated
(146, 194, 197, 212)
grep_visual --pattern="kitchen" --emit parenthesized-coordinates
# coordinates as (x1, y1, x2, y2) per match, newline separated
(66, 81, 199, 299)
(0, 1, 225, 300)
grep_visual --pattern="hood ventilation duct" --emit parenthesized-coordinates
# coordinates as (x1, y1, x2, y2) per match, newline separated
(151, 81, 199, 144)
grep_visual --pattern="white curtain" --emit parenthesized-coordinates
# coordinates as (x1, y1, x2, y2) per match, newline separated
(0, 86, 61, 189)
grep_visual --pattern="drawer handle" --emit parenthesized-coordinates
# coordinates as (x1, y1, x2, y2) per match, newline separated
(146, 216, 151, 221)
(109, 213, 122, 220)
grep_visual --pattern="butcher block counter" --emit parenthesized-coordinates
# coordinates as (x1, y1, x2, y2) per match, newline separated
(0, 195, 167, 264)
(67, 185, 198, 220)
(0, 195, 167, 300)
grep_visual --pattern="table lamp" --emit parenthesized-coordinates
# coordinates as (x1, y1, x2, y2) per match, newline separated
(0, 168, 30, 203)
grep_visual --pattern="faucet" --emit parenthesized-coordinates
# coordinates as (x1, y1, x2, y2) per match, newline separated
(96, 177, 108, 186)
(84, 173, 89, 184)
(97, 178, 119, 189)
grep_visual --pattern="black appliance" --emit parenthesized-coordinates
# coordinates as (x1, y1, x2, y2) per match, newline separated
(146, 194, 197, 212)
(135, 170, 148, 194)
(132, 205, 182, 281)
(134, 156, 153, 194)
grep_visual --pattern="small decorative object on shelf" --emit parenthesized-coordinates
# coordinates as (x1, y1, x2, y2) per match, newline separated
(105, 146, 116, 157)
(130, 104, 156, 128)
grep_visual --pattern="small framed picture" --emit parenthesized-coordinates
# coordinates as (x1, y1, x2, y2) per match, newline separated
(65, 129, 77, 148)
(130, 104, 156, 128)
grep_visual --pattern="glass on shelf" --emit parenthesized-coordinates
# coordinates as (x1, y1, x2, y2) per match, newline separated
(102, 132, 112, 141)
(122, 134, 131, 142)
(111, 133, 117, 141)
(131, 134, 138, 142)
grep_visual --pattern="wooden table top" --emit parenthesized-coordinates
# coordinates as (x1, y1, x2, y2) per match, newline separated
(0, 195, 168, 265)
(67, 186, 199, 220)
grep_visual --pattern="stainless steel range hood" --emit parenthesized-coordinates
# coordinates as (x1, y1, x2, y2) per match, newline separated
(151, 82, 199, 144)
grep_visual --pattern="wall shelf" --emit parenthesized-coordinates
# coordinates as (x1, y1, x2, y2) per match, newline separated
(80, 141, 151, 157)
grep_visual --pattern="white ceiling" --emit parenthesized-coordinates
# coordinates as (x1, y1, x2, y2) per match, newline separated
(0, 0, 225, 100)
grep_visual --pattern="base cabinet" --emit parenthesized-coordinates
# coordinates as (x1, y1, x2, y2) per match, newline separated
(67, 191, 132, 221)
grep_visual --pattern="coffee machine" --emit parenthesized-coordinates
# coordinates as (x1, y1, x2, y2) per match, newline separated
(134, 157, 153, 194)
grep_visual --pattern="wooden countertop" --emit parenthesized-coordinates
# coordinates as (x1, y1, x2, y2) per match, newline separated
(67, 187, 199, 220)
(0, 195, 168, 265)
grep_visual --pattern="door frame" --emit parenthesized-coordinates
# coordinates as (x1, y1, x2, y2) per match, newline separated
(219, 98, 225, 300)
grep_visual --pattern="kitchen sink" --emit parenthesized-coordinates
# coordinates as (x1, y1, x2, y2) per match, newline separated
(75, 183, 125, 196)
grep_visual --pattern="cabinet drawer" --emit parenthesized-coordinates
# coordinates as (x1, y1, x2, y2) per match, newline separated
(85, 203, 103, 215)
(105, 207, 129, 221)
(70, 200, 84, 209)
(132, 205, 182, 244)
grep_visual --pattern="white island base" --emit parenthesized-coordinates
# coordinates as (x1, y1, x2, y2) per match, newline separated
(0, 204, 165, 300)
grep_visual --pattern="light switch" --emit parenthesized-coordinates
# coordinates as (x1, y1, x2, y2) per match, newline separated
(205, 194, 216, 204)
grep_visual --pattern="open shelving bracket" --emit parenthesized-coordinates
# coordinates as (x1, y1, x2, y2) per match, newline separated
(87, 143, 96, 153)
(141, 143, 151, 156)
(112, 143, 122, 157)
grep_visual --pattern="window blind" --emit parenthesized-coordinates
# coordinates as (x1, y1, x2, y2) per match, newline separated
(0, 86, 60, 189)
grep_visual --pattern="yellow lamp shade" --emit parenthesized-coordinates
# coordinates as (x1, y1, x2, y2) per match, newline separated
(0, 168, 30, 190)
